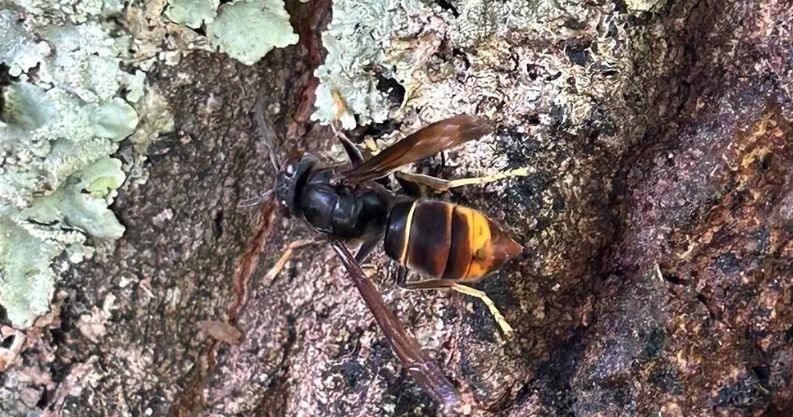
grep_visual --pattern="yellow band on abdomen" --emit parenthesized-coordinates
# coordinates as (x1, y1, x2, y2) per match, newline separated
(463, 208, 493, 279)
(399, 201, 417, 265)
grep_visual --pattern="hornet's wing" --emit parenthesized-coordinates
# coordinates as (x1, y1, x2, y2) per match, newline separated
(344, 115, 493, 183)
(330, 241, 460, 406)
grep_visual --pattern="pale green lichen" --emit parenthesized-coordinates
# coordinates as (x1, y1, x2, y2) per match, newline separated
(1, 0, 289, 329)
(311, 0, 613, 133)
(165, 0, 220, 29)
(10, 0, 125, 24)
(1, 82, 136, 186)
(206, 0, 299, 66)
(23, 157, 127, 240)
(92, 99, 139, 140)
(125, 70, 147, 103)
(313, 0, 550, 128)
(311, 0, 428, 128)
(128, 87, 175, 153)
(0, 157, 124, 325)
(0, 208, 62, 328)
(38, 23, 128, 103)
(160, 0, 299, 66)
(0, 11, 51, 77)
(624, 0, 666, 12)
(0, 4, 145, 327)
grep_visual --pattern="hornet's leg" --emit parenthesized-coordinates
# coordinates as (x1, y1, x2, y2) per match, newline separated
(448, 284, 514, 335)
(395, 173, 426, 198)
(263, 239, 316, 282)
(355, 228, 383, 264)
(331, 124, 364, 167)
(394, 167, 531, 193)
(394, 267, 513, 335)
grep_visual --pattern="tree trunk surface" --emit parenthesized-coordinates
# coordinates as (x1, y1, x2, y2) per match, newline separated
(2, 0, 793, 416)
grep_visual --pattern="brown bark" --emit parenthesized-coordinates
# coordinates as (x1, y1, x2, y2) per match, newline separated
(2, 0, 793, 416)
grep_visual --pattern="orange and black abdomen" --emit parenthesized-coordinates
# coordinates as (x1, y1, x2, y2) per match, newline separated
(384, 201, 523, 280)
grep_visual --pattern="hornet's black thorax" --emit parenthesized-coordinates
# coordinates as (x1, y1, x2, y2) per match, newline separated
(296, 166, 392, 238)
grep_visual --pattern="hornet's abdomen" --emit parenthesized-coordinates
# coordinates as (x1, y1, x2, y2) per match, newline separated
(384, 201, 523, 280)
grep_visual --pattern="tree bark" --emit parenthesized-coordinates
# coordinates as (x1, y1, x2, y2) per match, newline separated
(2, 0, 793, 416)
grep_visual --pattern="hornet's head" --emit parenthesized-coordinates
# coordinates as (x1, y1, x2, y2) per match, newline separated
(274, 154, 317, 216)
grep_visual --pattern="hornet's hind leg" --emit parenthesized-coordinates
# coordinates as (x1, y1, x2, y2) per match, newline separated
(394, 167, 530, 194)
(394, 266, 514, 335)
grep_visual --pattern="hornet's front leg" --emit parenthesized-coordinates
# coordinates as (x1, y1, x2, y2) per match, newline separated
(331, 124, 364, 167)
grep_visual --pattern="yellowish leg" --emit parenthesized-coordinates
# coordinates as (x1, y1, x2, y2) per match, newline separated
(450, 283, 514, 335)
(446, 167, 531, 188)
(396, 167, 531, 193)
(263, 239, 316, 282)
(396, 271, 514, 335)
